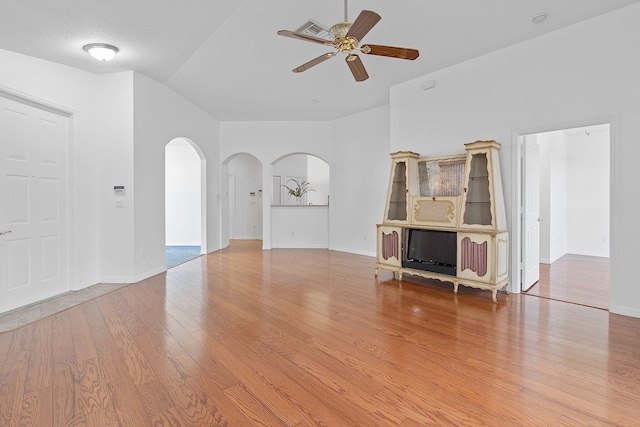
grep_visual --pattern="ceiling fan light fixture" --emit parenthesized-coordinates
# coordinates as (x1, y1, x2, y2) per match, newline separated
(83, 43, 119, 61)
(277, 5, 418, 82)
(330, 22, 351, 38)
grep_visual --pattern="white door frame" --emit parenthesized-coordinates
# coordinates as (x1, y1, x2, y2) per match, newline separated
(510, 117, 614, 298)
(0, 88, 75, 311)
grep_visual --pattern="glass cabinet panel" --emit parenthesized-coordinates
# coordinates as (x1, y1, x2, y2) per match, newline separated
(387, 161, 407, 221)
(418, 159, 465, 197)
(463, 153, 492, 225)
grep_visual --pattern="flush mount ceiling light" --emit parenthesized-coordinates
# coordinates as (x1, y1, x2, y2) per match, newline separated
(83, 43, 119, 61)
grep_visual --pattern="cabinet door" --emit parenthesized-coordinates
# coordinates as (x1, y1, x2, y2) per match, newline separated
(457, 233, 494, 283)
(411, 196, 459, 228)
(377, 225, 402, 267)
(461, 152, 493, 227)
(385, 160, 408, 222)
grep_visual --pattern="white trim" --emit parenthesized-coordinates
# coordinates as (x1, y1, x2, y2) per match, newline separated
(134, 266, 167, 283)
(329, 246, 376, 258)
(612, 305, 640, 319)
(77, 277, 101, 290)
(567, 251, 609, 258)
(98, 276, 134, 284)
(0, 84, 76, 115)
(272, 244, 328, 249)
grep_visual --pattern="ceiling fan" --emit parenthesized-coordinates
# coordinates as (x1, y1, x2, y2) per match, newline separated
(277, 1, 419, 82)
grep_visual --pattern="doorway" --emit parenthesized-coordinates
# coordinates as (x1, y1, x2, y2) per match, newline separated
(520, 124, 610, 309)
(165, 138, 205, 268)
(226, 154, 263, 241)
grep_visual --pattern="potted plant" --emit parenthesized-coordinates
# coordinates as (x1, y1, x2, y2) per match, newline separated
(282, 178, 314, 204)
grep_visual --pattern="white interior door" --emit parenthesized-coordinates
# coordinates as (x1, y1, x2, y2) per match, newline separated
(522, 136, 540, 291)
(0, 95, 68, 313)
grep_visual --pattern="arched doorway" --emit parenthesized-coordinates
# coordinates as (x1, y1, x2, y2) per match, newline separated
(165, 138, 206, 267)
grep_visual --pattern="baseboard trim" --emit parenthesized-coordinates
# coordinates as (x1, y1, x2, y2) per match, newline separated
(610, 305, 640, 319)
(329, 246, 376, 258)
(74, 277, 101, 291)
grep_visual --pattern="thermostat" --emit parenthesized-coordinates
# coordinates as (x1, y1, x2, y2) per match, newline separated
(114, 186, 125, 194)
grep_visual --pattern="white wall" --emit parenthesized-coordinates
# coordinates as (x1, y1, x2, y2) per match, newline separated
(132, 73, 220, 281)
(538, 127, 609, 262)
(165, 139, 201, 246)
(307, 156, 330, 206)
(220, 121, 332, 249)
(95, 72, 135, 282)
(228, 154, 262, 239)
(567, 128, 610, 257)
(548, 134, 569, 262)
(538, 131, 569, 264)
(389, 4, 640, 317)
(330, 105, 391, 256)
(271, 206, 329, 248)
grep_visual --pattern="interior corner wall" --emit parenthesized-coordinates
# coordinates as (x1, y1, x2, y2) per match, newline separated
(0, 48, 101, 290)
(330, 105, 391, 256)
(566, 130, 610, 257)
(538, 131, 569, 264)
(132, 72, 220, 281)
(389, 3, 640, 317)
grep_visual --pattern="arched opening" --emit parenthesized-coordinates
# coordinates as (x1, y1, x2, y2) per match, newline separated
(165, 138, 206, 267)
(271, 153, 330, 248)
(272, 153, 330, 206)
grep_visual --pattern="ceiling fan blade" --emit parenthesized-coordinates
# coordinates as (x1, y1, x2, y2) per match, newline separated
(292, 52, 337, 73)
(277, 30, 330, 45)
(361, 44, 420, 60)
(345, 54, 369, 82)
(345, 10, 381, 41)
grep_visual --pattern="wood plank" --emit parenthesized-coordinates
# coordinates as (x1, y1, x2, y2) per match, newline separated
(0, 241, 638, 425)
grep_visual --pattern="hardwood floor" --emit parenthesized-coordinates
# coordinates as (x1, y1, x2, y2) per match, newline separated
(1, 240, 639, 426)
(525, 254, 609, 310)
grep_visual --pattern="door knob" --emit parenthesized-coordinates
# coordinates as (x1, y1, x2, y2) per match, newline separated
(0, 230, 12, 236)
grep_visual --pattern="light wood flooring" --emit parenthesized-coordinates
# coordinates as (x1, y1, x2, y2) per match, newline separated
(1, 240, 639, 426)
(525, 254, 609, 310)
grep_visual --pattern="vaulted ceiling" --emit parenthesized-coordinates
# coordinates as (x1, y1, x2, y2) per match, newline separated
(1, 0, 638, 121)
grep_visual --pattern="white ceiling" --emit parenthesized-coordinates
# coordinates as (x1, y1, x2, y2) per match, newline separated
(1, 0, 638, 121)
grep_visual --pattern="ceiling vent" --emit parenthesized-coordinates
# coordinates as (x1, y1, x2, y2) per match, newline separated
(295, 20, 329, 39)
